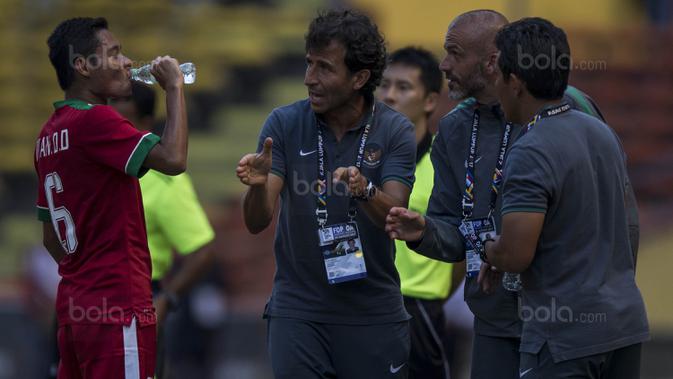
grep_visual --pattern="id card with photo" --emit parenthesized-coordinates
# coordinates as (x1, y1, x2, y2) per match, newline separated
(460, 216, 496, 278)
(460, 221, 481, 278)
(318, 222, 367, 284)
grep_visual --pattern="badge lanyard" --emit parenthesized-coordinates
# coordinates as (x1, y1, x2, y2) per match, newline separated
(315, 104, 375, 228)
(524, 102, 571, 134)
(462, 109, 512, 219)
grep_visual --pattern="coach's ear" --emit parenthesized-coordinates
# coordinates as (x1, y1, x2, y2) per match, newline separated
(508, 73, 525, 99)
(423, 91, 439, 115)
(352, 69, 371, 91)
(484, 51, 499, 76)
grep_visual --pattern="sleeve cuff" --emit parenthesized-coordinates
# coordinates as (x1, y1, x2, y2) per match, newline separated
(125, 133, 161, 178)
(270, 168, 286, 179)
(501, 205, 547, 215)
(382, 175, 414, 189)
(176, 230, 215, 255)
(37, 206, 51, 222)
(407, 216, 437, 254)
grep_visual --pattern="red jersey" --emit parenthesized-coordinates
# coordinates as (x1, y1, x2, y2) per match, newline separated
(35, 99, 160, 326)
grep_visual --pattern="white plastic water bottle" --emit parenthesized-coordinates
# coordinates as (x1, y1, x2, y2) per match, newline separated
(131, 62, 196, 85)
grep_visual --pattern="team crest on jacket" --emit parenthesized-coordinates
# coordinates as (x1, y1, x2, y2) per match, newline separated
(363, 143, 382, 168)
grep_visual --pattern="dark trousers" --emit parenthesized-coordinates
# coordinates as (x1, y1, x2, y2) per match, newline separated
(471, 334, 520, 379)
(519, 342, 642, 379)
(403, 296, 451, 379)
(267, 317, 410, 379)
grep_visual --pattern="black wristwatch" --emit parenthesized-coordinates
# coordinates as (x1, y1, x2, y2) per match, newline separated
(355, 180, 377, 202)
(479, 233, 495, 263)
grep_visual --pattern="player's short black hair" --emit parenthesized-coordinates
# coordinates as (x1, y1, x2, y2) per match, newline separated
(388, 47, 443, 95)
(129, 81, 156, 119)
(47, 17, 109, 90)
(305, 9, 386, 100)
(495, 17, 570, 99)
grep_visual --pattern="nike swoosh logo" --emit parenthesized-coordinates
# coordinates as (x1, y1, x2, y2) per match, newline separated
(300, 149, 316, 156)
(519, 368, 533, 377)
(389, 363, 405, 374)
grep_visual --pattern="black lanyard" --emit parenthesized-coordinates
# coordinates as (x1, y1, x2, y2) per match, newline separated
(315, 104, 375, 227)
(524, 102, 571, 133)
(462, 109, 512, 219)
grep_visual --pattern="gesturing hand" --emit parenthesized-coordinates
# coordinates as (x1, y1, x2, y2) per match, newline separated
(236, 137, 273, 186)
(333, 166, 368, 197)
(385, 207, 426, 242)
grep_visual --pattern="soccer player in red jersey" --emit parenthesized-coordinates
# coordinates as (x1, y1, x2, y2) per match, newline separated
(36, 17, 188, 379)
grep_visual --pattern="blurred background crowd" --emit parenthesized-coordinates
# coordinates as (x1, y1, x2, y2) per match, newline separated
(0, 0, 672, 378)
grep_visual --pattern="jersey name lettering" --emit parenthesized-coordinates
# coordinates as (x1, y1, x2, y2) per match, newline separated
(36, 129, 69, 161)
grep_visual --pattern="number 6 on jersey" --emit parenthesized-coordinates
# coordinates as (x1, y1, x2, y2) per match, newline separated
(44, 172, 78, 254)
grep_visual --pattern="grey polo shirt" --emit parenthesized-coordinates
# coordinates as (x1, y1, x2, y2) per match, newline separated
(412, 98, 523, 337)
(501, 105, 649, 362)
(409, 86, 640, 338)
(257, 99, 415, 325)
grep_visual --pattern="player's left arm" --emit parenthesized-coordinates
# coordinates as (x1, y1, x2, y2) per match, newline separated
(42, 223, 65, 263)
(484, 212, 544, 272)
(142, 56, 188, 175)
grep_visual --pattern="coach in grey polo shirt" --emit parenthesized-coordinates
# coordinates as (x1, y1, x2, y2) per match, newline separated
(255, 99, 414, 325)
(236, 10, 415, 379)
(484, 17, 649, 378)
(384, 10, 641, 379)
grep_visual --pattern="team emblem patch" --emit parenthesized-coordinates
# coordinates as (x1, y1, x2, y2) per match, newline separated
(363, 143, 383, 168)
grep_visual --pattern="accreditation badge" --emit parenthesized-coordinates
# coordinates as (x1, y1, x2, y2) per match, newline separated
(459, 216, 496, 278)
(318, 222, 367, 284)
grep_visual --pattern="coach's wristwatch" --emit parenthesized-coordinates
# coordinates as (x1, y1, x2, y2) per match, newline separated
(355, 180, 377, 202)
(479, 233, 496, 264)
